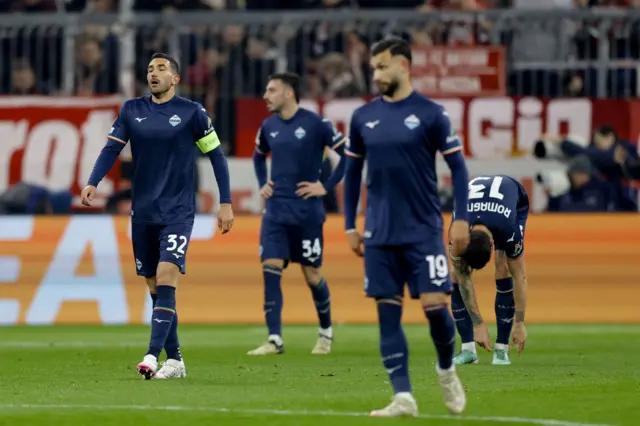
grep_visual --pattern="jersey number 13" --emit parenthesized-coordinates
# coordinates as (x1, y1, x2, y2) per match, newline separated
(468, 176, 505, 200)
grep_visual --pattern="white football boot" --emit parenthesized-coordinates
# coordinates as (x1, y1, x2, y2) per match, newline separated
(370, 392, 418, 417)
(155, 358, 186, 379)
(436, 365, 466, 414)
(136, 354, 158, 380)
(311, 333, 332, 355)
(247, 336, 284, 355)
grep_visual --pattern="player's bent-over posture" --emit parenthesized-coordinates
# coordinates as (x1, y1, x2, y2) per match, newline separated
(343, 37, 470, 417)
(81, 53, 234, 379)
(449, 174, 529, 365)
(248, 72, 346, 356)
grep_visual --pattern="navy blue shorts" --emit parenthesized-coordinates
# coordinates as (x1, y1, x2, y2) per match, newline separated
(496, 201, 529, 257)
(364, 236, 452, 299)
(131, 222, 194, 277)
(515, 179, 530, 237)
(260, 218, 323, 268)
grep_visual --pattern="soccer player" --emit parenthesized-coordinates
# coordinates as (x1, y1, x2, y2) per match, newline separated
(80, 53, 234, 379)
(343, 37, 470, 417)
(449, 174, 529, 366)
(248, 72, 346, 356)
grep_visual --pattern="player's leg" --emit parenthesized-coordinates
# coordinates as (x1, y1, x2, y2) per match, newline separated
(139, 223, 192, 379)
(301, 265, 332, 354)
(366, 246, 418, 418)
(131, 223, 163, 378)
(248, 218, 288, 355)
(295, 224, 332, 354)
(451, 271, 478, 365)
(146, 277, 158, 309)
(493, 251, 514, 366)
(493, 209, 527, 365)
(142, 273, 184, 379)
(410, 241, 465, 415)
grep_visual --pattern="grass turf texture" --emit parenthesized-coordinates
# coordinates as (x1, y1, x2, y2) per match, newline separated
(0, 324, 637, 426)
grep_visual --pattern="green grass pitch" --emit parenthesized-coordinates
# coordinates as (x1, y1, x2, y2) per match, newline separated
(0, 324, 638, 426)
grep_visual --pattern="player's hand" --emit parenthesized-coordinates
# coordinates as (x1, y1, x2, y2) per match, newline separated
(511, 321, 527, 355)
(450, 220, 470, 257)
(346, 230, 364, 257)
(260, 180, 274, 199)
(80, 185, 97, 207)
(474, 322, 493, 351)
(614, 145, 627, 165)
(295, 181, 327, 199)
(217, 203, 234, 234)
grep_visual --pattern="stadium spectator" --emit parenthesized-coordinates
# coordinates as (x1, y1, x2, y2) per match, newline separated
(315, 52, 362, 99)
(10, 0, 57, 12)
(547, 155, 616, 212)
(547, 126, 640, 210)
(0, 182, 72, 215)
(75, 37, 118, 94)
(564, 71, 588, 96)
(183, 47, 221, 107)
(134, 0, 216, 11)
(357, 0, 424, 7)
(10, 59, 50, 94)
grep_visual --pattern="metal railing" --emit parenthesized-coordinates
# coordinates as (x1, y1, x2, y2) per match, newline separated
(1, 8, 640, 150)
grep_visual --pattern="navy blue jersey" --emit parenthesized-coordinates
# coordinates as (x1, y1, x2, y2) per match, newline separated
(346, 92, 462, 246)
(108, 95, 220, 224)
(466, 174, 529, 258)
(256, 108, 345, 225)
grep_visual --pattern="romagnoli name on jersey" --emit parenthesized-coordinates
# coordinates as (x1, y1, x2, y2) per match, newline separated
(467, 201, 511, 219)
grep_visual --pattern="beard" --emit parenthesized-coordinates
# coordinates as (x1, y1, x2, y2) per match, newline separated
(378, 79, 399, 98)
(267, 102, 283, 114)
(150, 82, 171, 97)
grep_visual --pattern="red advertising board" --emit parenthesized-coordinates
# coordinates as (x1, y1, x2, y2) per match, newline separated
(235, 97, 640, 158)
(410, 46, 506, 96)
(0, 96, 123, 207)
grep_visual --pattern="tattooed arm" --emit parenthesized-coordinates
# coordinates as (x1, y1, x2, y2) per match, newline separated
(449, 243, 483, 325)
(450, 243, 493, 350)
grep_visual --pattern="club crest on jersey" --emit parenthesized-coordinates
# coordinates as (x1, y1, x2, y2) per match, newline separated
(404, 114, 420, 130)
(169, 115, 181, 127)
(294, 127, 306, 139)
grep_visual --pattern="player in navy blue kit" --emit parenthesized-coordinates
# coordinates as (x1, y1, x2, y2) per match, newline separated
(81, 53, 234, 380)
(343, 38, 470, 417)
(248, 72, 346, 356)
(449, 174, 529, 366)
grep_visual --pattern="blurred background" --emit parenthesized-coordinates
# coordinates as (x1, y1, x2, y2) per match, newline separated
(1, 0, 640, 326)
(2, 0, 640, 216)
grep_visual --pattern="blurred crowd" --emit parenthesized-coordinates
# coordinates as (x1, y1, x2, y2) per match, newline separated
(533, 126, 640, 212)
(2, 0, 640, 214)
(2, 0, 640, 100)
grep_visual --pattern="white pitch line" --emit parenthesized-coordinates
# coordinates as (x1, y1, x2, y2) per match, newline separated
(0, 341, 245, 349)
(0, 404, 612, 426)
(0, 341, 140, 348)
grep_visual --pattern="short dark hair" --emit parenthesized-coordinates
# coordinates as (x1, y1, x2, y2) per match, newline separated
(462, 230, 493, 270)
(595, 125, 617, 140)
(370, 37, 412, 64)
(268, 72, 301, 103)
(150, 53, 180, 75)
